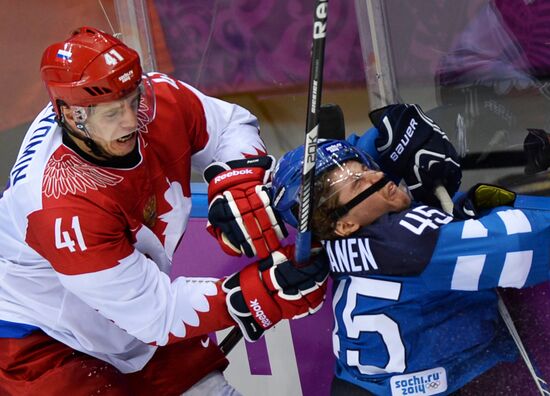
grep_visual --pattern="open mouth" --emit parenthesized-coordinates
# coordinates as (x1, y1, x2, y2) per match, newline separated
(116, 132, 136, 143)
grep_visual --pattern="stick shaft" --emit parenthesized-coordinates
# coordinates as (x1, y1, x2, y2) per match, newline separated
(497, 292, 550, 395)
(295, 0, 329, 264)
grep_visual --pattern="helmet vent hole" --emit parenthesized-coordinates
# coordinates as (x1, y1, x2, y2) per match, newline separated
(83, 87, 113, 96)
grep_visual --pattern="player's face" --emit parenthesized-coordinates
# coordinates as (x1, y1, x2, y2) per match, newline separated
(78, 89, 141, 157)
(331, 160, 411, 235)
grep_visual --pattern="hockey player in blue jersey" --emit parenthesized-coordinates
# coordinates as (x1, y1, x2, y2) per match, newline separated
(271, 104, 549, 395)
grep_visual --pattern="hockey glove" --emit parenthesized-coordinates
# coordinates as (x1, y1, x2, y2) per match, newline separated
(370, 104, 462, 206)
(524, 128, 550, 175)
(204, 155, 288, 259)
(222, 244, 329, 342)
(453, 183, 516, 219)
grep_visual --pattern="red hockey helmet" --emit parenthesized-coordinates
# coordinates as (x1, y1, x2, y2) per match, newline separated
(40, 27, 143, 116)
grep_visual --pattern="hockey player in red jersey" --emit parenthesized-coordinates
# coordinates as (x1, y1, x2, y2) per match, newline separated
(0, 27, 327, 395)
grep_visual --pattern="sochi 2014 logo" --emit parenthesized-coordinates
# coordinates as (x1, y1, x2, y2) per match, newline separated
(390, 367, 448, 396)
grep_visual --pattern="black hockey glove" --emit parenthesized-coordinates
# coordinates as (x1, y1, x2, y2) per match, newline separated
(370, 104, 462, 207)
(524, 128, 550, 175)
(453, 183, 516, 219)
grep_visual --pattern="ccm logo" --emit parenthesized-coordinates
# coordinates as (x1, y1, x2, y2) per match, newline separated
(249, 299, 272, 328)
(214, 169, 253, 184)
(390, 118, 418, 162)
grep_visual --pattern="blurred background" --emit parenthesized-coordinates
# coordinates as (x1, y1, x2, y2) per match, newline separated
(2, 0, 549, 193)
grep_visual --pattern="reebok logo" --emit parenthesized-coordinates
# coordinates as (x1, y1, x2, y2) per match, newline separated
(214, 169, 253, 184)
(390, 118, 418, 162)
(249, 299, 272, 328)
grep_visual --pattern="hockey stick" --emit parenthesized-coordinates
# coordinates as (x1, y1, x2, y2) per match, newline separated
(433, 185, 454, 215)
(295, 0, 329, 264)
(435, 185, 550, 396)
(497, 293, 550, 395)
(220, 1, 329, 355)
(219, 325, 243, 355)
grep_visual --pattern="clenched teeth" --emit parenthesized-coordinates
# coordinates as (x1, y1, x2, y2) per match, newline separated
(117, 132, 135, 142)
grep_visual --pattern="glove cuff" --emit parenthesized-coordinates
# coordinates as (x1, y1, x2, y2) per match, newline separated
(206, 167, 265, 199)
(204, 155, 275, 200)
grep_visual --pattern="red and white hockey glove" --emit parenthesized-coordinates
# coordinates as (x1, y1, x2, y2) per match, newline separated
(222, 244, 329, 342)
(204, 156, 288, 259)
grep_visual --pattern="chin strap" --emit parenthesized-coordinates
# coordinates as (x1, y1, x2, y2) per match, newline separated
(330, 176, 391, 221)
(58, 114, 113, 160)
(75, 123, 113, 159)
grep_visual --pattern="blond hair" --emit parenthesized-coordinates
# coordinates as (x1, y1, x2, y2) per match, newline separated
(311, 171, 341, 240)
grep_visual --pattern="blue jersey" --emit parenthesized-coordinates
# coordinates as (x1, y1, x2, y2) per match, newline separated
(323, 198, 550, 395)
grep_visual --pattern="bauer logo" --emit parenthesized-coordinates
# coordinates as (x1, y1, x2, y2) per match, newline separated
(390, 367, 447, 396)
(389, 117, 418, 162)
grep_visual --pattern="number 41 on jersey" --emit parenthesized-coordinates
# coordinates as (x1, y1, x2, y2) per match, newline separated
(55, 216, 87, 252)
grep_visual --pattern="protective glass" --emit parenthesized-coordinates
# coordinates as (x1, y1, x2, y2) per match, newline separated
(316, 156, 381, 208)
(69, 74, 156, 132)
